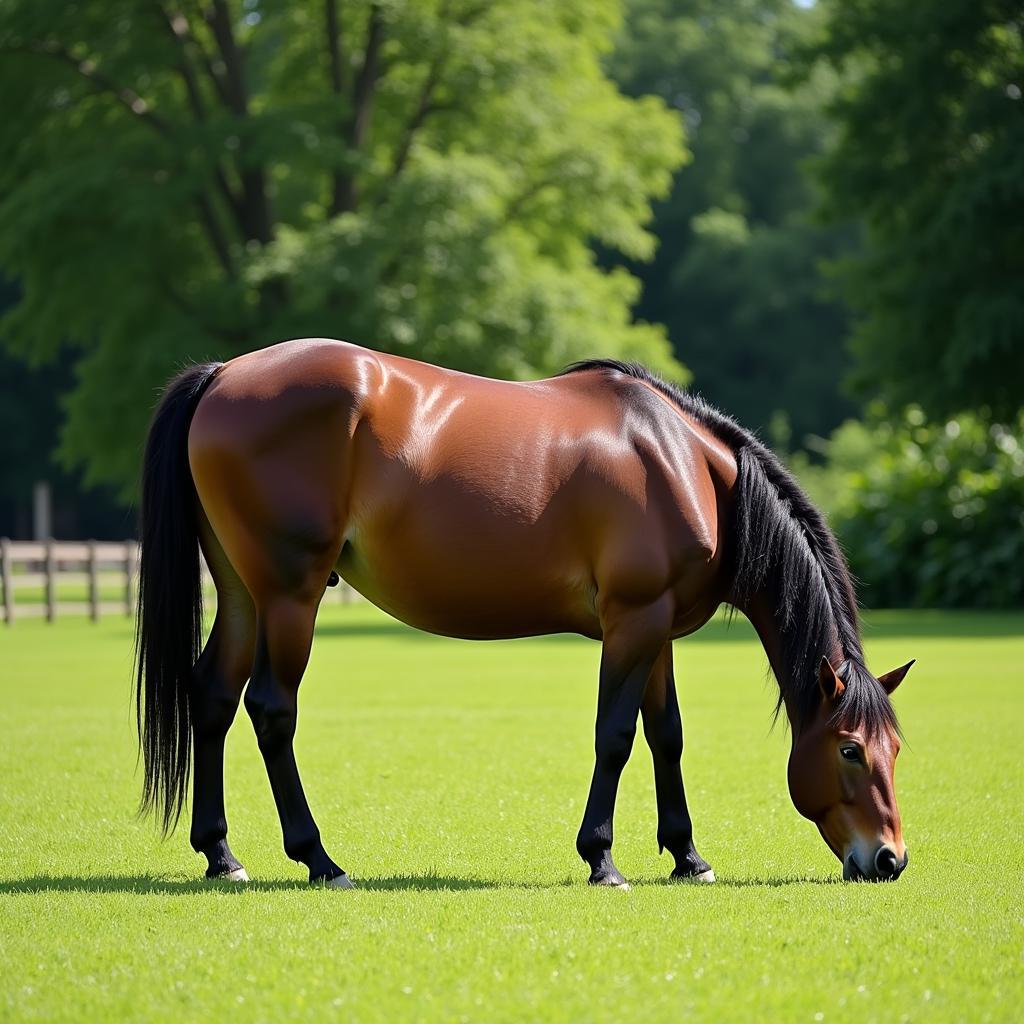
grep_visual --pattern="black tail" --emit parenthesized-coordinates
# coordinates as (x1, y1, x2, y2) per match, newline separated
(135, 361, 223, 834)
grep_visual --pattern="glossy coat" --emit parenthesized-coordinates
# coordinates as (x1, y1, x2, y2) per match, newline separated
(189, 338, 739, 642)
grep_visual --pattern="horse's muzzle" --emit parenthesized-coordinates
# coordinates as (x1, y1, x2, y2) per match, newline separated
(844, 846, 909, 882)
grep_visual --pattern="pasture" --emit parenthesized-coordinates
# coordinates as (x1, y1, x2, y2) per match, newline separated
(1, 603, 1021, 1022)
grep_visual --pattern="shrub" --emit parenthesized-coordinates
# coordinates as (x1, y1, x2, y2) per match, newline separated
(791, 408, 1024, 608)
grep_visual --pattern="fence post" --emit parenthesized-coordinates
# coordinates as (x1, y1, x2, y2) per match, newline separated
(44, 540, 57, 618)
(1, 538, 13, 625)
(87, 540, 100, 622)
(45, 538, 56, 623)
(125, 540, 136, 617)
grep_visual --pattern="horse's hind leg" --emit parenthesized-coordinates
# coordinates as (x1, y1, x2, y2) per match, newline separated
(190, 535, 256, 880)
(245, 594, 350, 887)
(641, 644, 714, 883)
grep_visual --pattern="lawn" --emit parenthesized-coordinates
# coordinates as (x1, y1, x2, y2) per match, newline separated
(1, 603, 1021, 1022)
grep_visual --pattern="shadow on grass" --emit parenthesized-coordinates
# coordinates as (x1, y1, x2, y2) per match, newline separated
(0, 873, 572, 895)
(0, 875, 311, 895)
(637, 875, 839, 889)
(0, 871, 837, 894)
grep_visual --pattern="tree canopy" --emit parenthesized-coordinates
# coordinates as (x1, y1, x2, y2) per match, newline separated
(0, 0, 686, 495)
(808, 0, 1024, 420)
(610, 0, 857, 443)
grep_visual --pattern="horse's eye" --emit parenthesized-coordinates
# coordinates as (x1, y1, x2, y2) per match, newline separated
(840, 745, 862, 763)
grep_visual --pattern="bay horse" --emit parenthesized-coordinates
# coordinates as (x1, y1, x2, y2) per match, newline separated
(135, 338, 913, 888)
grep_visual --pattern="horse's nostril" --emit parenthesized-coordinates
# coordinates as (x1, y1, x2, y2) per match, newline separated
(875, 846, 899, 879)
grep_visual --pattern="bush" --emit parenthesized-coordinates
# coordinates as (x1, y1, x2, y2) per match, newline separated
(791, 408, 1024, 608)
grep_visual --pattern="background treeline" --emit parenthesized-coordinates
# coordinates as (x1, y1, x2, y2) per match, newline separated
(609, 0, 1024, 608)
(0, 0, 1021, 606)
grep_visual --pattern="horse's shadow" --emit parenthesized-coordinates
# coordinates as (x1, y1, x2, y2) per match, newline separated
(0, 872, 836, 895)
(0, 873, 557, 895)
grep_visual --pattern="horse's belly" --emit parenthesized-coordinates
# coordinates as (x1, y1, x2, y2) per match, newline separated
(335, 527, 600, 641)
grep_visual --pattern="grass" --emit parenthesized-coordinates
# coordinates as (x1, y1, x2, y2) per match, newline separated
(1, 603, 1021, 1022)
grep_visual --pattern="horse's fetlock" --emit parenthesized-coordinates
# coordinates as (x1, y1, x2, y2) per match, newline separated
(576, 824, 611, 864)
(284, 828, 323, 864)
(190, 818, 228, 854)
(657, 828, 694, 860)
(576, 833, 598, 863)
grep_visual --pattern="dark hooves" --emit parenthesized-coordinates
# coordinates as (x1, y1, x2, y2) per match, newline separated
(206, 866, 250, 882)
(669, 847, 716, 884)
(312, 871, 354, 890)
(203, 841, 248, 882)
(670, 866, 716, 884)
(588, 870, 631, 891)
(310, 863, 353, 889)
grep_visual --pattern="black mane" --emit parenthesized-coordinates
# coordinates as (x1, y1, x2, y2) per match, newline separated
(561, 359, 899, 738)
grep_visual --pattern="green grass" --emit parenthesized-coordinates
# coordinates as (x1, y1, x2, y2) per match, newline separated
(1, 605, 1021, 1022)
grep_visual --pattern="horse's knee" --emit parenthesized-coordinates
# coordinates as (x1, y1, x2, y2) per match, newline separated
(645, 714, 683, 764)
(595, 724, 636, 774)
(244, 689, 296, 756)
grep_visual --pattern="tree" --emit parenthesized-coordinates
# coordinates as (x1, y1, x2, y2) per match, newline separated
(609, 0, 857, 443)
(0, 0, 686, 496)
(808, 0, 1024, 420)
(0, 353, 130, 539)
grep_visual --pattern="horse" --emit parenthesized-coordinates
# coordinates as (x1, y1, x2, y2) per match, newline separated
(135, 338, 913, 889)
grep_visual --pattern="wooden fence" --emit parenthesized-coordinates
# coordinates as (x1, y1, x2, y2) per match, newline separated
(0, 539, 359, 624)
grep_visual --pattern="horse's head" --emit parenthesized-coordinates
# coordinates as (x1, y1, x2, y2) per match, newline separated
(788, 656, 914, 881)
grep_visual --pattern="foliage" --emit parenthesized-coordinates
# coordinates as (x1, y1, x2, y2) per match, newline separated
(794, 408, 1024, 608)
(610, 0, 857, 442)
(0, 0, 686, 496)
(806, 0, 1024, 420)
(0, 278, 55, 504)
(0, 348, 129, 538)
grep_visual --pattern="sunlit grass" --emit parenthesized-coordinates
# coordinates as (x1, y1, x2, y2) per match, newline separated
(1, 604, 1021, 1021)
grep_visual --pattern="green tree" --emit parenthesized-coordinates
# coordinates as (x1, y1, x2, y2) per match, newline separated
(610, 0, 857, 443)
(0, 0, 685, 495)
(808, 0, 1024, 420)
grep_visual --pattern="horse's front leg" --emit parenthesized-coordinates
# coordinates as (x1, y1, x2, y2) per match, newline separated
(641, 644, 715, 882)
(576, 596, 673, 889)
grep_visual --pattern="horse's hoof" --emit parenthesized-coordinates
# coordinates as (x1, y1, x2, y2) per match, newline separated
(589, 873, 631, 891)
(210, 867, 249, 882)
(323, 872, 354, 890)
(672, 868, 716, 884)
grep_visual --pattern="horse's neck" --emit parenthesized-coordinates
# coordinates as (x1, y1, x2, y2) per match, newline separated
(740, 589, 844, 724)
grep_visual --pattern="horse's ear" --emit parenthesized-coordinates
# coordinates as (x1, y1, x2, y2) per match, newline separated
(877, 660, 915, 695)
(818, 656, 845, 702)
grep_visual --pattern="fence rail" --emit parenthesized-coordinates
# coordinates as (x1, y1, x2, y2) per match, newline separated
(0, 539, 359, 624)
